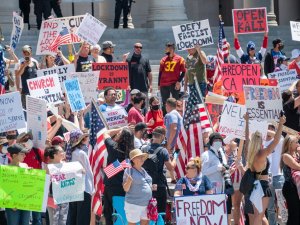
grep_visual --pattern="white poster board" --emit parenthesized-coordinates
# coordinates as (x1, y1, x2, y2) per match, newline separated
(27, 74, 63, 104)
(244, 85, 283, 121)
(290, 21, 300, 42)
(64, 78, 86, 112)
(75, 13, 106, 46)
(10, 12, 24, 51)
(102, 108, 128, 129)
(37, 64, 75, 84)
(268, 69, 297, 92)
(172, 19, 213, 51)
(48, 162, 85, 204)
(0, 92, 26, 132)
(275, 189, 288, 223)
(174, 194, 227, 225)
(26, 96, 47, 149)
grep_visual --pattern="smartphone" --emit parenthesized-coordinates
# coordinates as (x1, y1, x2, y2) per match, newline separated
(280, 110, 284, 117)
(25, 56, 30, 61)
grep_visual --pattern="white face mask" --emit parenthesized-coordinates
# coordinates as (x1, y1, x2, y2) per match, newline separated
(1, 146, 8, 154)
(24, 139, 33, 150)
(280, 64, 288, 70)
(212, 141, 222, 151)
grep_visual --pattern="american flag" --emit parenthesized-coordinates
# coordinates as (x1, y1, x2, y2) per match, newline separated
(103, 160, 124, 179)
(0, 51, 6, 94)
(175, 84, 211, 178)
(49, 26, 72, 52)
(89, 100, 107, 216)
(121, 159, 132, 168)
(213, 19, 228, 83)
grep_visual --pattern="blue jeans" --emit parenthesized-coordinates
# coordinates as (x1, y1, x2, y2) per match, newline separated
(198, 82, 207, 97)
(31, 212, 42, 225)
(267, 175, 285, 225)
(5, 209, 30, 225)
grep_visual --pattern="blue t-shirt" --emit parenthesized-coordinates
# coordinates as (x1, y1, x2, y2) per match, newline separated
(164, 109, 182, 148)
(175, 175, 212, 196)
(271, 50, 284, 65)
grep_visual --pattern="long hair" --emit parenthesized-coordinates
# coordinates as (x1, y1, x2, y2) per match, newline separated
(247, 131, 263, 171)
(280, 135, 297, 170)
(116, 127, 134, 158)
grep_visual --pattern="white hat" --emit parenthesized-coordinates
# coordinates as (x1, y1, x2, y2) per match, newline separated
(291, 49, 300, 59)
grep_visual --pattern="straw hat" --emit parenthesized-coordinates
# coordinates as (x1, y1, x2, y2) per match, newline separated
(17, 131, 33, 143)
(69, 129, 89, 148)
(129, 149, 148, 161)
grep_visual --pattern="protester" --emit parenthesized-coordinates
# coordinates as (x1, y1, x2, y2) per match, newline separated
(274, 55, 290, 72)
(101, 41, 116, 62)
(41, 51, 70, 69)
(123, 149, 152, 225)
(6, 130, 17, 146)
(206, 55, 217, 86)
(174, 157, 213, 196)
(114, 0, 130, 29)
(224, 42, 239, 64)
(134, 122, 148, 149)
(128, 92, 153, 125)
(281, 135, 300, 225)
(74, 42, 93, 72)
(283, 87, 300, 132)
(100, 87, 124, 112)
(5, 144, 30, 225)
(288, 49, 300, 75)
(90, 44, 106, 63)
(44, 146, 68, 225)
(103, 127, 134, 225)
(3, 45, 18, 65)
(145, 96, 165, 137)
(264, 38, 285, 74)
(125, 89, 146, 115)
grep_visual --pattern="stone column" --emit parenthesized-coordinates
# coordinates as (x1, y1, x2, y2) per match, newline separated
(267, 0, 277, 26)
(146, 0, 188, 28)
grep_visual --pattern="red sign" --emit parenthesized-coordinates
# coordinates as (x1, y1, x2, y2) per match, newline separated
(206, 103, 223, 126)
(260, 78, 278, 86)
(221, 64, 261, 92)
(233, 7, 268, 34)
(92, 62, 129, 90)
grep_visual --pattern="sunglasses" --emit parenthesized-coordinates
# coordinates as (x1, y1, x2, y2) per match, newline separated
(249, 47, 255, 51)
(186, 165, 197, 170)
(134, 46, 142, 49)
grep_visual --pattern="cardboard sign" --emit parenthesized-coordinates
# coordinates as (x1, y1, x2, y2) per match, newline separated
(36, 15, 84, 55)
(206, 103, 223, 125)
(175, 194, 227, 225)
(268, 69, 297, 92)
(93, 63, 129, 90)
(68, 72, 98, 103)
(290, 21, 300, 42)
(64, 78, 86, 112)
(102, 108, 128, 129)
(275, 189, 288, 223)
(244, 85, 282, 121)
(172, 19, 214, 51)
(75, 13, 106, 46)
(27, 74, 63, 104)
(26, 96, 47, 149)
(0, 165, 48, 211)
(0, 92, 26, 133)
(221, 64, 261, 92)
(233, 8, 268, 34)
(48, 162, 85, 204)
(10, 12, 24, 51)
(37, 64, 75, 84)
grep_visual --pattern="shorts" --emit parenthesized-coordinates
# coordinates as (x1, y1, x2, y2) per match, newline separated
(124, 202, 149, 223)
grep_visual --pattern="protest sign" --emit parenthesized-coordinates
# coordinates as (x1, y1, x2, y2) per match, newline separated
(233, 8, 268, 34)
(64, 78, 86, 112)
(275, 189, 288, 223)
(268, 69, 297, 92)
(10, 12, 24, 51)
(27, 74, 63, 104)
(175, 194, 227, 225)
(116, 89, 126, 103)
(172, 19, 213, 51)
(244, 85, 282, 121)
(0, 92, 26, 133)
(93, 63, 129, 90)
(102, 108, 128, 129)
(290, 21, 300, 42)
(68, 72, 98, 103)
(260, 78, 278, 87)
(0, 165, 48, 211)
(37, 64, 75, 84)
(75, 13, 106, 46)
(221, 64, 260, 92)
(48, 162, 85, 204)
(26, 96, 47, 149)
(206, 103, 223, 125)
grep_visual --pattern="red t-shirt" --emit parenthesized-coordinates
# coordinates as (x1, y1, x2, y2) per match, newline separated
(159, 54, 186, 87)
(288, 60, 300, 76)
(24, 148, 45, 169)
(145, 109, 165, 133)
(128, 107, 145, 125)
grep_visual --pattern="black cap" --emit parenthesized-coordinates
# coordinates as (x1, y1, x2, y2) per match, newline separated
(272, 38, 282, 46)
(7, 143, 28, 155)
(209, 132, 224, 146)
(135, 122, 147, 132)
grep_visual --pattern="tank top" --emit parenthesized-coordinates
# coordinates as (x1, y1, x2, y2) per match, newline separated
(21, 61, 38, 94)
(256, 158, 270, 175)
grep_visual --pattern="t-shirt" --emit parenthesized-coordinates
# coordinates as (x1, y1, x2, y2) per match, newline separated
(127, 54, 152, 92)
(99, 103, 124, 112)
(134, 136, 146, 149)
(159, 54, 186, 87)
(271, 50, 284, 65)
(186, 51, 206, 84)
(175, 175, 212, 196)
(125, 103, 147, 115)
(164, 109, 182, 149)
(128, 107, 145, 124)
(19, 60, 38, 94)
(23, 148, 44, 169)
(76, 55, 93, 72)
(101, 53, 113, 63)
(145, 109, 165, 133)
(123, 167, 152, 206)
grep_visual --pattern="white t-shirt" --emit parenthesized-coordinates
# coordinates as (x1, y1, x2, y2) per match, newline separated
(264, 136, 284, 177)
(134, 136, 146, 149)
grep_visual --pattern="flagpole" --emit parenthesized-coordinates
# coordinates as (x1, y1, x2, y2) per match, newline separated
(91, 98, 109, 129)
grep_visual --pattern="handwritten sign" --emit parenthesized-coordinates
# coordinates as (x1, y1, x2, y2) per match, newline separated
(175, 194, 227, 225)
(0, 165, 47, 211)
(68, 72, 98, 103)
(244, 85, 282, 121)
(102, 108, 128, 129)
(268, 69, 297, 92)
(221, 64, 260, 92)
(233, 8, 268, 34)
(48, 162, 85, 204)
(0, 92, 26, 133)
(275, 189, 288, 223)
(26, 96, 47, 149)
(37, 64, 75, 84)
(27, 74, 63, 104)
(64, 78, 86, 112)
(93, 63, 129, 90)
(290, 21, 300, 42)
(10, 12, 24, 51)
(75, 13, 106, 46)
(172, 19, 213, 51)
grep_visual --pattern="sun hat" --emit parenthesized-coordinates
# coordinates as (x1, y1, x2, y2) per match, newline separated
(129, 149, 148, 161)
(69, 129, 88, 148)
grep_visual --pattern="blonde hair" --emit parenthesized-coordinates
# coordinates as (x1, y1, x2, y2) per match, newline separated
(187, 157, 202, 173)
(247, 131, 263, 171)
(280, 135, 298, 169)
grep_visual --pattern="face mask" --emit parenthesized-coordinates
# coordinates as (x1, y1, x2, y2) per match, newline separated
(212, 141, 222, 151)
(24, 139, 33, 150)
(279, 44, 284, 51)
(280, 64, 288, 70)
(151, 105, 159, 110)
(165, 52, 171, 56)
(1, 146, 8, 154)
(6, 135, 17, 140)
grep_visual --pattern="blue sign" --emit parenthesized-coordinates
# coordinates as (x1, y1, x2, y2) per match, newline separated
(64, 78, 85, 112)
